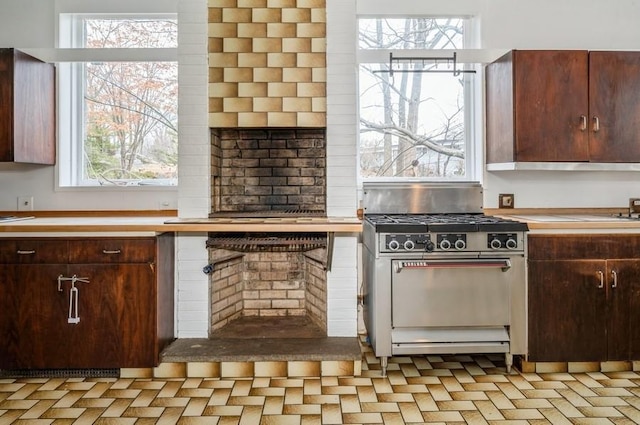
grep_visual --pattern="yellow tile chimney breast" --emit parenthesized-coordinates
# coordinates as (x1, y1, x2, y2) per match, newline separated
(268, 82, 297, 97)
(268, 112, 297, 127)
(282, 8, 311, 23)
(253, 38, 283, 53)
(267, 23, 297, 38)
(297, 82, 325, 97)
(209, 0, 237, 8)
(238, 0, 267, 7)
(209, 112, 239, 128)
(224, 67, 253, 82)
(267, 52, 297, 68)
(283, 97, 312, 112)
(209, 1, 326, 127)
(297, 53, 325, 68)
(210, 82, 239, 98)
(237, 53, 268, 68)
(282, 38, 312, 53)
(252, 8, 282, 23)
(223, 37, 253, 53)
(283, 67, 312, 83)
(296, 0, 325, 7)
(254, 68, 284, 82)
(222, 8, 253, 23)
(254, 97, 284, 112)
(238, 82, 268, 97)
(224, 97, 253, 112)
(268, 0, 297, 7)
(296, 23, 325, 38)
(209, 23, 237, 38)
(209, 52, 239, 67)
(237, 23, 268, 38)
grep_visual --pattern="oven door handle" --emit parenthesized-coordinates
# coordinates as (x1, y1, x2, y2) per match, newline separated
(394, 259, 512, 272)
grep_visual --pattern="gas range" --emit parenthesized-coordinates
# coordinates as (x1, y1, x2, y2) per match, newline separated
(361, 183, 529, 375)
(364, 213, 528, 254)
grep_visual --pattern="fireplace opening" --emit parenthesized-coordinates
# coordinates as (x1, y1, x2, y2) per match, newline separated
(207, 233, 327, 339)
(208, 128, 329, 339)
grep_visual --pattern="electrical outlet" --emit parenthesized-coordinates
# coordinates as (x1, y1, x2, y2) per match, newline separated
(499, 193, 514, 209)
(17, 196, 34, 211)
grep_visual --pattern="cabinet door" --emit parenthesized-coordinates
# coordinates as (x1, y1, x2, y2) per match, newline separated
(0, 49, 55, 164)
(61, 264, 122, 368)
(0, 263, 19, 368)
(13, 264, 71, 369)
(528, 259, 607, 362)
(613, 260, 640, 359)
(589, 52, 640, 162)
(70, 263, 156, 368)
(605, 260, 638, 360)
(513, 50, 589, 162)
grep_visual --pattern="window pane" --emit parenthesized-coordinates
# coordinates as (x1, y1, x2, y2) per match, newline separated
(358, 17, 469, 180)
(84, 61, 178, 185)
(84, 18, 177, 48)
(358, 18, 463, 50)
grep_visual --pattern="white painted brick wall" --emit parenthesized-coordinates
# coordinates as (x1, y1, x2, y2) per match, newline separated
(174, 0, 360, 338)
(326, 0, 359, 337)
(176, 0, 210, 337)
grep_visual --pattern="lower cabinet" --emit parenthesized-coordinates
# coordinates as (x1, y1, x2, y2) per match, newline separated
(0, 234, 174, 369)
(528, 234, 640, 362)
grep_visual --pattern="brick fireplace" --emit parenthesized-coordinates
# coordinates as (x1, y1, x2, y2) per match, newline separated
(210, 128, 326, 214)
(208, 127, 328, 337)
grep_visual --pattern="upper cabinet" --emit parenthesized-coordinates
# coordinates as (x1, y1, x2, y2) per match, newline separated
(0, 48, 55, 165)
(486, 50, 640, 168)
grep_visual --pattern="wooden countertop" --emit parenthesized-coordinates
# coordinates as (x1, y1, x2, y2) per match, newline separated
(489, 209, 640, 232)
(0, 215, 362, 233)
(164, 217, 362, 232)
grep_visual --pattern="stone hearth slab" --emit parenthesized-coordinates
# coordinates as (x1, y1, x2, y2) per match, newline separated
(160, 337, 361, 363)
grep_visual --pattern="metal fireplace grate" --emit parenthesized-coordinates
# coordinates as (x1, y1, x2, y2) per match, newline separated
(208, 209, 326, 218)
(206, 232, 327, 252)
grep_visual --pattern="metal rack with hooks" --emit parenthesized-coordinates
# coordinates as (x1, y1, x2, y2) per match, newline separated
(374, 52, 476, 77)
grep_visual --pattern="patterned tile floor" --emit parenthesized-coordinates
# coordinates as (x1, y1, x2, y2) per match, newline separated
(1, 341, 640, 424)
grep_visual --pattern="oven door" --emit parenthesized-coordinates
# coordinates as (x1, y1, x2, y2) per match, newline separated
(391, 257, 515, 328)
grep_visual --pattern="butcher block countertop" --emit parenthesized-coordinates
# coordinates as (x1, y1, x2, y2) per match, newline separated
(486, 207, 640, 233)
(0, 212, 362, 234)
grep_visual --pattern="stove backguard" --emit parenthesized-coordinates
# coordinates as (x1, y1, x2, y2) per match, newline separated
(362, 182, 483, 215)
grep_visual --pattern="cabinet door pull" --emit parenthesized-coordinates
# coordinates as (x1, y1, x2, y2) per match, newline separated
(580, 115, 587, 131)
(592, 116, 600, 132)
(611, 270, 618, 288)
(102, 249, 121, 254)
(16, 250, 36, 255)
(597, 270, 604, 288)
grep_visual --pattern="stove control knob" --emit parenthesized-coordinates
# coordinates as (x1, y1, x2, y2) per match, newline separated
(403, 240, 415, 251)
(454, 239, 466, 250)
(505, 238, 518, 249)
(425, 240, 436, 252)
(490, 238, 502, 249)
(388, 240, 400, 251)
(439, 239, 452, 250)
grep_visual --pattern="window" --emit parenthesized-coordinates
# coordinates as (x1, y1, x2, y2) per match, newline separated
(58, 14, 178, 187)
(358, 17, 477, 181)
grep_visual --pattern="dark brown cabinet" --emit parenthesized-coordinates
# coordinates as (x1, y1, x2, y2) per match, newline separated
(486, 50, 640, 164)
(0, 235, 174, 369)
(528, 234, 640, 362)
(0, 48, 55, 164)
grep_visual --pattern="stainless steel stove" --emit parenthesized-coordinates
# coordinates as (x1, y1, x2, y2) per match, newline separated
(362, 183, 528, 375)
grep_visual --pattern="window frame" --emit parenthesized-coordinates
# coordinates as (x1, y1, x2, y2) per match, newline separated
(57, 13, 178, 189)
(356, 15, 481, 183)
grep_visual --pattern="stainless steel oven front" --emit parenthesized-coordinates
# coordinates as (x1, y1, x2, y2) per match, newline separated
(363, 228, 527, 375)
